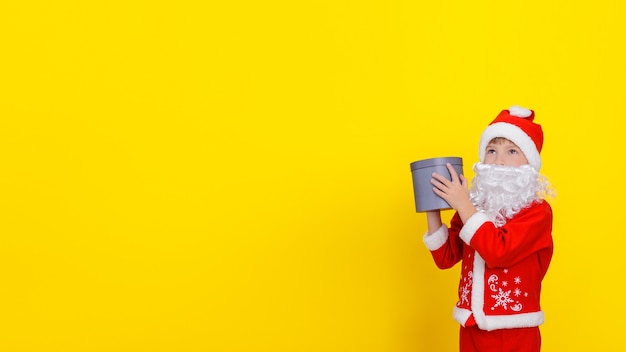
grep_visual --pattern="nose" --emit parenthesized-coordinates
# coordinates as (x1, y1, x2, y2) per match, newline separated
(495, 154, 505, 165)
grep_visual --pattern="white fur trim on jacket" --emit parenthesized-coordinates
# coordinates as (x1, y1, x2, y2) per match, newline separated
(453, 306, 473, 327)
(459, 212, 490, 245)
(423, 224, 448, 251)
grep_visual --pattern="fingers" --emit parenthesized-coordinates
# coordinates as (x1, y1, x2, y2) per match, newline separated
(459, 174, 468, 187)
(446, 163, 460, 182)
(432, 163, 460, 186)
(432, 164, 464, 194)
(430, 172, 449, 191)
(431, 172, 448, 184)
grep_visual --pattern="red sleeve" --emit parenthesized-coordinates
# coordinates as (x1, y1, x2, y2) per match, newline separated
(460, 201, 553, 268)
(426, 212, 466, 270)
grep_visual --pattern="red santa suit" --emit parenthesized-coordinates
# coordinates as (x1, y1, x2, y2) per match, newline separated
(425, 199, 553, 330)
(424, 200, 553, 351)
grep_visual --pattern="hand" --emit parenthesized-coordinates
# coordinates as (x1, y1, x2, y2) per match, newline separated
(430, 163, 476, 223)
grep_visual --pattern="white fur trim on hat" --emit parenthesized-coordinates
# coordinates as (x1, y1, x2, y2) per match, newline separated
(479, 122, 542, 171)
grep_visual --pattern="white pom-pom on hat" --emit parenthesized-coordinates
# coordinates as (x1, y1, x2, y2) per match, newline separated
(508, 105, 533, 118)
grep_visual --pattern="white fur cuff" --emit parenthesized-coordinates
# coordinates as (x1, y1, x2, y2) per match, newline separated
(460, 212, 490, 245)
(423, 225, 448, 251)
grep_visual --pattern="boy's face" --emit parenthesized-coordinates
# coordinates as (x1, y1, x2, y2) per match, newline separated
(483, 139, 529, 167)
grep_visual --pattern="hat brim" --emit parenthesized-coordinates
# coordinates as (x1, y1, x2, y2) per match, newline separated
(479, 122, 542, 171)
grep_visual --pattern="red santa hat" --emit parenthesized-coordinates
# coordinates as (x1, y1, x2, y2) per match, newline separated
(478, 106, 544, 170)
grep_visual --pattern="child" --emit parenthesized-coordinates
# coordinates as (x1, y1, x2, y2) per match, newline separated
(423, 106, 554, 352)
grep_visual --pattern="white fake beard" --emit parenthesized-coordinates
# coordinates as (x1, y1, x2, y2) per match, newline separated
(469, 162, 554, 227)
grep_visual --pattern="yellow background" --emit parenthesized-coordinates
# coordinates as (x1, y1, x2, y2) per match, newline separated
(1, 1, 624, 351)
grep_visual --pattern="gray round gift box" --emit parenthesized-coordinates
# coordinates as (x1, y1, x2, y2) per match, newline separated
(410, 157, 464, 212)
